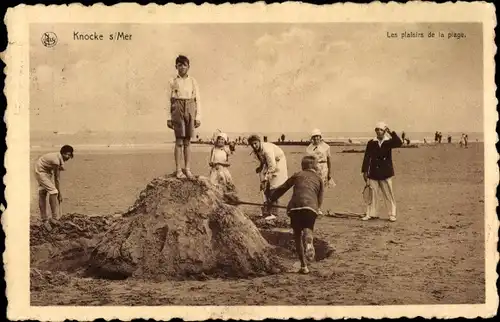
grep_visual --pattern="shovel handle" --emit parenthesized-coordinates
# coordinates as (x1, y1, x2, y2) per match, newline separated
(232, 200, 364, 218)
(235, 201, 288, 209)
(58, 199, 63, 218)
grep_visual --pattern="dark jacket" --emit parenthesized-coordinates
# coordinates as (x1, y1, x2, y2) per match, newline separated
(268, 169, 324, 214)
(361, 131, 403, 180)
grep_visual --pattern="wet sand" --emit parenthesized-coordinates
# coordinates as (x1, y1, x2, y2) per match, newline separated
(29, 143, 485, 305)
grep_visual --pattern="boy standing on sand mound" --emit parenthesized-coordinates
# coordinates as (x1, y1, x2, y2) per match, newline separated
(34, 145, 74, 230)
(166, 55, 202, 179)
(266, 155, 324, 274)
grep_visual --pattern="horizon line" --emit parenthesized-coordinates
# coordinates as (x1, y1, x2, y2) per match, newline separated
(30, 129, 484, 133)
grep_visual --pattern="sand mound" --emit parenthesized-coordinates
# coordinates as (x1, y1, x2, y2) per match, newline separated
(31, 213, 120, 246)
(88, 175, 284, 280)
(30, 268, 72, 291)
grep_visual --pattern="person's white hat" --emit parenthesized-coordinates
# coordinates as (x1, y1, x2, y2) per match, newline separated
(375, 122, 387, 130)
(311, 128, 322, 137)
(216, 132, 228, 142)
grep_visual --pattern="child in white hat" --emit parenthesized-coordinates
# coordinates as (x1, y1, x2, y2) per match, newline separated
(209, 131, 235, 192)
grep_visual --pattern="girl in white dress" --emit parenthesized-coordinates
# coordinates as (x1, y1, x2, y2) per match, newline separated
(209, 132, 235, 192)
(306, 129, 335, 188)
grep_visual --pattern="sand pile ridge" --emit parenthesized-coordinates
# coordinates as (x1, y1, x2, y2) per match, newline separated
(31, 213, 119, 246)
(88, 175, 284, 280)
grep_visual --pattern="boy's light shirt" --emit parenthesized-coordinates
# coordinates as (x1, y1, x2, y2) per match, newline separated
(166, 74, 202, 121)
(35, 152, 65, 174)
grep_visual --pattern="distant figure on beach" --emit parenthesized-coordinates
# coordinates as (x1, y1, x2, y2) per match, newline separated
(35, 145, 74, 230)
(435, 131, 443, 143)
(228, 141, 236, 154)
(263, 136, 268, 142)
(209, 132, 234, 191)
(166, 55, 201, 179)
(248, 134, 288, 219)
(401, 131, 406, 144)
(424, 138, 427, 144)
(281, 134, 286, 142)
(361, 122, 402, 222)
(464, 134, 469, 147)
(447, 135, 452, 143)
(460, 133, 466, 147)
(306, 128, 334, 188)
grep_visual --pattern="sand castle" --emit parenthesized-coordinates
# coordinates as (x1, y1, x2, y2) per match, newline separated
(88, 175, 284, 280)
(31, 175, 305, 282)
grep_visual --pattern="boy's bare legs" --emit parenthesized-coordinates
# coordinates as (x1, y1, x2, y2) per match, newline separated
(183, 138, 194, 178)
(38, 190, 48, 221)
(174, 138, 185, 178)
(303, 228, 315, 262)
(48, 193, 60, 224)
(38, 190, 53, 230)
(293, 228, 308, 273)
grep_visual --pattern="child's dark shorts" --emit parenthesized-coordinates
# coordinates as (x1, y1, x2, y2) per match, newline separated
(289, 208, 318, 231)
(171, 98, 197, 139)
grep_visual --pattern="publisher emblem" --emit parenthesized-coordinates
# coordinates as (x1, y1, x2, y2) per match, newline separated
(41, 32, 58, 48)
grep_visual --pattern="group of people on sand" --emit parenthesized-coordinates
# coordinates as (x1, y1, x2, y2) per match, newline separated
(35, 54, 404, 274)
(161, 55, 404, 273)
(432, 131, 468, 146)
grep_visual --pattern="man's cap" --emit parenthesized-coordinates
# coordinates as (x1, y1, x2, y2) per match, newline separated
(375, 121, 387, 130)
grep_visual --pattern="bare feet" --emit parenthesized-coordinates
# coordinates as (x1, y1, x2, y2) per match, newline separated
(175, 170, 186, 179)
(298, 266, 310, 274)
(42, 220, 52, 231)
(183, 168, 194, 179)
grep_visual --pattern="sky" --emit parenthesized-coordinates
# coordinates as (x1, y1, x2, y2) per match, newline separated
(30, 23, 483, 134)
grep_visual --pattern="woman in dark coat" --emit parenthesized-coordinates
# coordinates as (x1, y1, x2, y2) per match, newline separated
(361, 122, 403, 222)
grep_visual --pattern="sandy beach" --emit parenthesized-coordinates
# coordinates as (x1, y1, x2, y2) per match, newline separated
(29, 142, 485, 305)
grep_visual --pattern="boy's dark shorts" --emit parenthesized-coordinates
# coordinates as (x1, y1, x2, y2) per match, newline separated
(171, 98, 197, 139)
(289, 209, 317, 231)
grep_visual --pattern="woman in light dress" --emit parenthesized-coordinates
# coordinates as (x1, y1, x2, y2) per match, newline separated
(306, 129, 335, 188)
(248, 134, 288, 218)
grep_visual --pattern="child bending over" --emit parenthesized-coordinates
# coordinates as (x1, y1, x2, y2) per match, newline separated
(34, 145, 74, 230)
(267, 155, 324, 274)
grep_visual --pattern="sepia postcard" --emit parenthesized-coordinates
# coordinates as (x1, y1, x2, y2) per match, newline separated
(2, 2, 498, 321)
